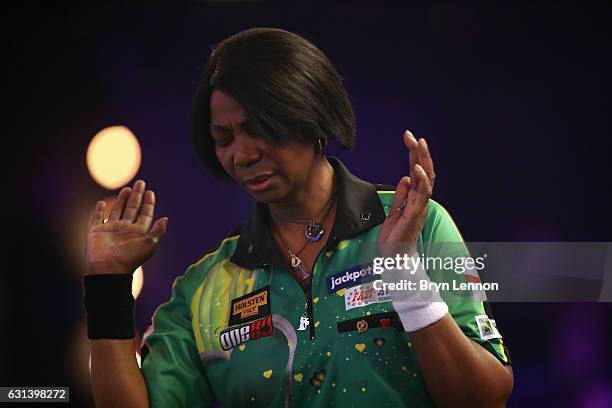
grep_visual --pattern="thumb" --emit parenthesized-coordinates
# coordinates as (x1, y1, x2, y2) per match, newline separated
(148, 217, 168, 245)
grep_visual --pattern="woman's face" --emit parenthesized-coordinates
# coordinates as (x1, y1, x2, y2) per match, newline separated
(209, 89, 317, 204)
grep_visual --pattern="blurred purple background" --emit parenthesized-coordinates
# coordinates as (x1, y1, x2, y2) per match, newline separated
(6, 2, 612, 407)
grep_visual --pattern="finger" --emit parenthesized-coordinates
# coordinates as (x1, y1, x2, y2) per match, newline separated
(412, 164, 432, 208)
(147, 217, 168, 245)
(403, 130, 419, 181)
(417, 138, 435, 188)
(135, 190, 156, 231)
(108, 187, 132, 221)
(387, 176, 411, 219)
(122, 180, 146, 223)
(410, 162, 421, 194)
(89, 201, 106, 228)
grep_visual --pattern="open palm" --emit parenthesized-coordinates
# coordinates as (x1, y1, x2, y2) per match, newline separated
(86, 180, 168, 275)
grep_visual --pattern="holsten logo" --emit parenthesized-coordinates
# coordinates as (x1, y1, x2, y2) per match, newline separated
(220, 315, 274, 351)
(232, 291, 268, 319)
(326, 263, 376, 293)
(229, 286, 271, 326)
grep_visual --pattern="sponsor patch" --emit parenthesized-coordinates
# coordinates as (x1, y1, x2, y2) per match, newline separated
(344, 282, 391, 310)
(229, 286, 271, 326)
(219, 315, 274, 351)
(475, 314, 502, 340)
(326, 263, 377, 293)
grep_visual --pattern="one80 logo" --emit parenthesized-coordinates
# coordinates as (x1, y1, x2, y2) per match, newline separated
(220, 315, 273, 351)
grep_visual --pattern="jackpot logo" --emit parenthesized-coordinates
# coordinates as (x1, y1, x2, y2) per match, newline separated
(326, 263, 376, 293)
(220, 315, 274, 351)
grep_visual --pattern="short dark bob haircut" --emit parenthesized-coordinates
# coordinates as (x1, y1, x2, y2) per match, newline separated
(191, 27, 356, 181)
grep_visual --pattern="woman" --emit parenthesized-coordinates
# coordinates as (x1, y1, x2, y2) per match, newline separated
(84, 28, 513, 407)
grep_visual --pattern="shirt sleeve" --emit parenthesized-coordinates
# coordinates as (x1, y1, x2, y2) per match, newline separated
(140, 274, 217, 407)
(420, 200, 512, 365)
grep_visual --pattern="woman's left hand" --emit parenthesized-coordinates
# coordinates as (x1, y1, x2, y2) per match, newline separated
(377, 130, 435, 255)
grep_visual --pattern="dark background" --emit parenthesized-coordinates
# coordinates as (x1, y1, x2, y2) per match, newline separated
(6, 2, 612, 407)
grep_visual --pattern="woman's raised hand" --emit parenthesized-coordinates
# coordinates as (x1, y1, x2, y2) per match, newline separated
(86, 180, 168, 275)
(377, 130, 435, 254)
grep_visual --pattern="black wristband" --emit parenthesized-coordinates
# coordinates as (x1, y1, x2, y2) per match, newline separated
(83, 274, 135, 339)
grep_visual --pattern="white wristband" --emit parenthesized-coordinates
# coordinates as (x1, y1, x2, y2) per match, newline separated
(381, 252, 449, 332)
(393, 299, 448, 332)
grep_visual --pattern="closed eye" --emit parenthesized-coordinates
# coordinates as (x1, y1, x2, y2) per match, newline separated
(210, 126, 233, 147)
(210, 118, 256, 146)
(211, 137, 231, 148)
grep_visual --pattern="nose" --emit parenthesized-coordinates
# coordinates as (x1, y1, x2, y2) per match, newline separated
(233, 133, 262, 168)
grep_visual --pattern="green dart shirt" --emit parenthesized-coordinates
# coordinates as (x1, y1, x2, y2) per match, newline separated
(140, 158, 511, 408)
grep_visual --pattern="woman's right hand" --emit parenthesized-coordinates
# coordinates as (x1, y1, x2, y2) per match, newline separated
(86, 180, 168, 276)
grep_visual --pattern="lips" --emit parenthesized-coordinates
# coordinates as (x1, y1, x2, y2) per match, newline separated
(244, 173, 273, 184)
(243, 172, 275, 191)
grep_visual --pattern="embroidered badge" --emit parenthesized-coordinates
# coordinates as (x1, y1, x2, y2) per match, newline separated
(229, 286, 271, 326)
(356, 320, 368, 333)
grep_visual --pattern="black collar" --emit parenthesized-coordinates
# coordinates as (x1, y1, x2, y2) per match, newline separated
(230, 157, 386, 269)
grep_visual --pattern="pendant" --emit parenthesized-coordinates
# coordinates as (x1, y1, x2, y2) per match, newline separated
(289, 250, 310, 281)
(294, 265, 310, 281)
(305, 222, 324, 242)
(290, 251, 303, 269)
